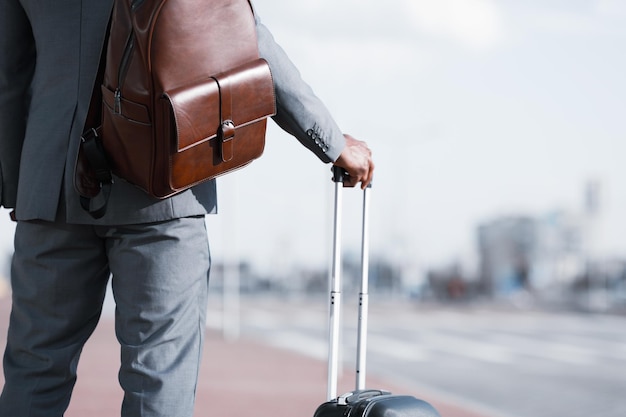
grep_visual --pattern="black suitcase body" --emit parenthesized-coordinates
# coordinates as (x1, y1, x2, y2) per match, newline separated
(315, 168, 440, 417)
(314, 390, 440, 417)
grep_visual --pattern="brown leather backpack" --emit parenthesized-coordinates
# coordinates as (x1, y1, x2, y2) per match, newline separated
(77, 0, 276, 218)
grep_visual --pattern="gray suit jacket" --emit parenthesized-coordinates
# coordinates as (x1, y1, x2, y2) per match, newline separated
(0, 0, 345, 225)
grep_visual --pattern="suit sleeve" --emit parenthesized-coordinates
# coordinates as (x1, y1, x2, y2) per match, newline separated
(253, 9, 346, 163)
(0, 0, 35, 209)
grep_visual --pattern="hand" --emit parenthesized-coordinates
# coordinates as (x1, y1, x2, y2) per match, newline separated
(10, 210, 17, 222)
(333, 134, 374, 189)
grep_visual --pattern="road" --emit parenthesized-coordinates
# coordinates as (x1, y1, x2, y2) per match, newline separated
(206, 294, 626, 417)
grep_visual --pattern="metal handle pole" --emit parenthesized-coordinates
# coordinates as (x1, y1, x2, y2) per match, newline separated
(327, 167, 344, 400)
(356, 185, 371, 390)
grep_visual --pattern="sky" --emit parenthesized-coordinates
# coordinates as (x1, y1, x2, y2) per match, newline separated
(1, 0, 625, 283)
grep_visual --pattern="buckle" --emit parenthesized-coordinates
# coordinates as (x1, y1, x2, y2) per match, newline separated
(219, 120, 235, 162)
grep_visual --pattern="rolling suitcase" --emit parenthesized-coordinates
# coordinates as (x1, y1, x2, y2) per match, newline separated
(313, 167, 441, 417)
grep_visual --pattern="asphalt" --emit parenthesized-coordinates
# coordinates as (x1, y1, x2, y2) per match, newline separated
(0, 297, 493, 417)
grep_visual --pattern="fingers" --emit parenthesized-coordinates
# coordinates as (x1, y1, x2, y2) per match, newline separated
(346, 134, 373, 189)
(343, 157, 374, 189)
(334, 134, 375, 189)
(361, 157, 374, 189)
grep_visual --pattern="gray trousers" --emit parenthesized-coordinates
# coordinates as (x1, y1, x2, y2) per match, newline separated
(0, 216, 211, 417)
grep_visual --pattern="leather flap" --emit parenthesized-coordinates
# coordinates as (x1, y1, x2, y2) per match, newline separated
(164, 58, 275, 152)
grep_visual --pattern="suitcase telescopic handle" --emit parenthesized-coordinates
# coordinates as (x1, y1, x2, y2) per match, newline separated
(327, 166, 372, 400)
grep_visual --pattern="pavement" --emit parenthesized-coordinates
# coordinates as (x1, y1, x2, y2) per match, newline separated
(0, 297, 491, 417)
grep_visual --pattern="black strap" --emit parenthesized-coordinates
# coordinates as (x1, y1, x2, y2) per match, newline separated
(79, 128, 113, 219)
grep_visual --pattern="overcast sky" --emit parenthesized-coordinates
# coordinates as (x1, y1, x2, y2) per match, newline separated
(1, 0, 625, 281)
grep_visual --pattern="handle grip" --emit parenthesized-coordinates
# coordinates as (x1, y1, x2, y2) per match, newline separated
(332, 165, 346, 183)
(338, 389, 392, 405)
(331, 165, 372, 188)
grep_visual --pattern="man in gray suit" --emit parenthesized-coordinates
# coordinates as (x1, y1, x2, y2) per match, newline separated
(0, 1, 374, 416)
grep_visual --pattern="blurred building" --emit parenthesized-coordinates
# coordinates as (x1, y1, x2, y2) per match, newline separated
(477, 211, 584, 296)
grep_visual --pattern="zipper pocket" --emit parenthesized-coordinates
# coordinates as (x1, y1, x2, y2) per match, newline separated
(114, 30, 135, 114)
(113, 0, 145, 114)
(131, 0, 146, 11)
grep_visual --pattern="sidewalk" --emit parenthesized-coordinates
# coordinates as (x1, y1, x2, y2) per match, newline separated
(0, 299, 492, 417)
